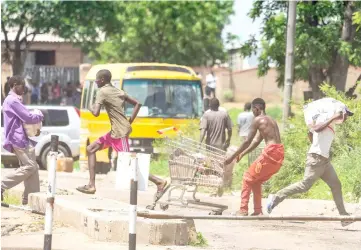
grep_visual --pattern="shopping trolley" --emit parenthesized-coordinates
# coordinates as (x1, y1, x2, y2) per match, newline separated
(146, 127, 228, 215)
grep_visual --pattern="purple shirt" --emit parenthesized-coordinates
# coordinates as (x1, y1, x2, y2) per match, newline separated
(2, 91, 43, 153)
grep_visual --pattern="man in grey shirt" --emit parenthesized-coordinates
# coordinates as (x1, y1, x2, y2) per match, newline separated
(237, 102, 254, 141)
(200, 98, 233, 151)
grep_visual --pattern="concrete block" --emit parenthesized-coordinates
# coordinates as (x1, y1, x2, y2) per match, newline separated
(28, 192, 195, 245)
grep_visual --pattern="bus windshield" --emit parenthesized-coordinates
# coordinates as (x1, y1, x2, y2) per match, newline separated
(123, 79, 203, 118)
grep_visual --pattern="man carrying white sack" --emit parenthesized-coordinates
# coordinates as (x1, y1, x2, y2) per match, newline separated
(267, 98, 354, 227)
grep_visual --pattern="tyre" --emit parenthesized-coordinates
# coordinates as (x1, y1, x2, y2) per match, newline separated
(39, 144, 71, 170)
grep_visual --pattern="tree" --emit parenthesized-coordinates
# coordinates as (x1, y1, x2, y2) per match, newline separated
(1, 1, 118, 75)
(90, 1, 234, 66)
(353, 10, 361, 30)
(240, 0, 361, 99)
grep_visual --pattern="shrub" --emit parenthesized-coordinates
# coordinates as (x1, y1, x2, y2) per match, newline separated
(223, 88, 234, 102)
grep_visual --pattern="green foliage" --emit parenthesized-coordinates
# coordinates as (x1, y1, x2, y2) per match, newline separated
(90, 1, 234, 65)
(223, 89, 234, 102)
(1, 1, 118, 72)
(353, 10, 361, 31)
(240, 0, 361, 90)
(265, 84, 361, 202)
(190, 232, 208, 247)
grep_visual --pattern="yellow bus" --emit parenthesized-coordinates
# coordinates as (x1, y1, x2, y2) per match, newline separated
(79, 63, 203, 167)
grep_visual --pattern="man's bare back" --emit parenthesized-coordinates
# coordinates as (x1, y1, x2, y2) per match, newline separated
(254, 115, 281, 145)
(225, 98, 282, 165)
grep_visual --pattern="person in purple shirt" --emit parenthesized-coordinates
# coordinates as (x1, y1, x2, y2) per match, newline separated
(1, 75, 44, 205)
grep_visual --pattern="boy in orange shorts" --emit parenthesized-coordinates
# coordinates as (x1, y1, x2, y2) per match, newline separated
(225, 98, 284, 215)
(77, 69, 167, 195)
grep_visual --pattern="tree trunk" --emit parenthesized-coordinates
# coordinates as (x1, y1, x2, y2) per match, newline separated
(308, 66, 325, 100)
(12, 42, 24, 76)
(327, 1, 356, 91)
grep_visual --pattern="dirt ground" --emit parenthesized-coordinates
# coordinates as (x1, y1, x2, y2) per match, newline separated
(1, 169, 361, 250)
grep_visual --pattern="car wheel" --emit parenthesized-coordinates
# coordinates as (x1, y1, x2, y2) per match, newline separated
(40, 144, 71, 170)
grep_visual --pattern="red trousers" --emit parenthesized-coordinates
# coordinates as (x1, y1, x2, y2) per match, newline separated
(240, 144, 284, 214)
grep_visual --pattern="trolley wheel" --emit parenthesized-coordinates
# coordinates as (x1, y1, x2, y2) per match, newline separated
(209, 210, 222, 215)
(146, 204, 155, 210)
(160, 204, 169, 211)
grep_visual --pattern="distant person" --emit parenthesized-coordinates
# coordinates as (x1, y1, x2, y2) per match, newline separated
(205, 70, 217, 98)
(76, 69, 168, 196)
(65, 82, 74, 105)
(73, 81, 82, 109)
(24, 76, 32, 105)
(225, 98, 284, 216)
(267, 107, 354, 227)
(200, 98, 232, 152)
(52, 80, 61, 104)
(40, 82, 48, 104)
(237, 102, 254, 141)
(203, 86, 212, 113)
(1, 75, 44, 205)
(200, 98, 233, 197)
(47, 82, 53, 104)
(31, 82, 40, 104)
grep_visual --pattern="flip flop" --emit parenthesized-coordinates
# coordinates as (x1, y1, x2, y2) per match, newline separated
(76, 185, 96, 194)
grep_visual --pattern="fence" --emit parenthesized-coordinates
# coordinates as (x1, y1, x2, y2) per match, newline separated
(23, 66, 79, 85)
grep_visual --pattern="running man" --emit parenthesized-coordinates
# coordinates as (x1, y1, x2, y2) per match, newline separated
(76, 69, 167, 195)
(1, 75, 44, 205)
(225, 98, 284, 216)
(267, 109, 354, 226)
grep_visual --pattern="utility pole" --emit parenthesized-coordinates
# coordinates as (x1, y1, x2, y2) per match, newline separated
(282, 0, 297, 129)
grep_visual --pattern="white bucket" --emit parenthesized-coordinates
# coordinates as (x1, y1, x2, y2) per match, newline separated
(115, 152, 150, 191)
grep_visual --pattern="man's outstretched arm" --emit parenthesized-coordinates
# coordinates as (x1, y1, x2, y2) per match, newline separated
(225, 118, 259, 164)
(236, 132, 263, 162)
(126, 96, 142, 124)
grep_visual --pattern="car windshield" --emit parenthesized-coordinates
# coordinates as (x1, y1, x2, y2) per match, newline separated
(123, 79, 203, 118)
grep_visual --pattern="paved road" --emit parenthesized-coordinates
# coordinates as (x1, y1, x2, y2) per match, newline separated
(2, 169, 361, 250)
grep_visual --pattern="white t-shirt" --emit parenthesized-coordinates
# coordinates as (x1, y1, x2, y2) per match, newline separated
(237, 111, 254, 137)
(206, 74, 217, 89)
(308, 125, 335, 158)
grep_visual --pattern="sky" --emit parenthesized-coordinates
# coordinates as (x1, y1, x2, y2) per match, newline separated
(223, 0, 263, 67)
(223, 0, 262, 48)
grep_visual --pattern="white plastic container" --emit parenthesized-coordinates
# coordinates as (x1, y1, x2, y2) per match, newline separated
(115, 153, 150, 191)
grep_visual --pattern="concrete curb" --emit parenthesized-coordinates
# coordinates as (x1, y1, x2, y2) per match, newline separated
(28, 192, 196, 245)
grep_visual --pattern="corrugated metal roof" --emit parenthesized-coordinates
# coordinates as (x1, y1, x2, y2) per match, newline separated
(1, 30, 66, 43)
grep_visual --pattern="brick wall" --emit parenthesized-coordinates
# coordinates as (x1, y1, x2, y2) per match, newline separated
(193, 66, 361, 105)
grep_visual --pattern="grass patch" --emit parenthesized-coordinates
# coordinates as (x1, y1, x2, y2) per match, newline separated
(3, 191, 21, 205)
(190, 232, 208, 247)
(73, 161, 80, 171)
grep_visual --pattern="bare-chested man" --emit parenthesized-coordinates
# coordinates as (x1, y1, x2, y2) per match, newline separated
(225, 98, 284, 216)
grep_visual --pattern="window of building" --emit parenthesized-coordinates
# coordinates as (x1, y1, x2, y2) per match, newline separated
(35, 51, 55, 65)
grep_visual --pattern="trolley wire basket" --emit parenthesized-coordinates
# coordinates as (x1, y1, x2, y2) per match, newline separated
(146, 127, 228, 215)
